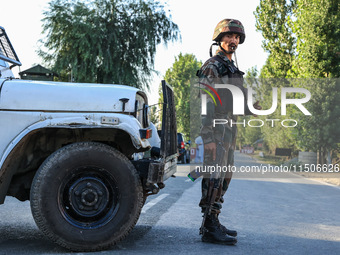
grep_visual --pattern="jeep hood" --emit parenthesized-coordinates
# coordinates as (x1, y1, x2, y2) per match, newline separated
(0, 79, 141, 112)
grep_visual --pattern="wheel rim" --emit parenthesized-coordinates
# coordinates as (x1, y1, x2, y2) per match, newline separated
(58, 166, 120, 229)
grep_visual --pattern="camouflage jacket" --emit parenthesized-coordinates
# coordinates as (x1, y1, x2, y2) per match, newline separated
(197, 50, 250, 144)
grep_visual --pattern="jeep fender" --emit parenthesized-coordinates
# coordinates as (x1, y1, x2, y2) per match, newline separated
(0, 112, 150, 204)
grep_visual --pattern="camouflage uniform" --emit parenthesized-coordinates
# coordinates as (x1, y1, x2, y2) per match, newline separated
(197, 49, 249, 214)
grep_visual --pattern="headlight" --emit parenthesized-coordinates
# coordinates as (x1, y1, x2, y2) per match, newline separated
(135, 93, 150, 128)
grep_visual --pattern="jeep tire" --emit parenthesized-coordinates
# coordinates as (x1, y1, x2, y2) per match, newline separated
(30, 142, 143, 251)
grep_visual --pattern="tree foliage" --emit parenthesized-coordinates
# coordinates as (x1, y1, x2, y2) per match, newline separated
(163, 53, 202, 140)
(237, 68, 262, 150)
(254, 0, 340, 163)
(255, 0, 296, 78)
(292, 0, 340, 78)
(39, 0, 180, 88)
(293, 79, 340, 163)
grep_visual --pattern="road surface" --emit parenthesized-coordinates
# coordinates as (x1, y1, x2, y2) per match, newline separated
(0, 152, 339, 254)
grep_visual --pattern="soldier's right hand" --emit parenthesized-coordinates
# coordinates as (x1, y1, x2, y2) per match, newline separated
(204, 142, 216, 161)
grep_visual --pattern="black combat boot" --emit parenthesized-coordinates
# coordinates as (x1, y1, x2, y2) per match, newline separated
(201, 214, 237, 245)
(215, 214, 238, 237)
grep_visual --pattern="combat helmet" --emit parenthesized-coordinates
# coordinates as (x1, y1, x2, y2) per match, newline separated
(212, 19, 245, 44)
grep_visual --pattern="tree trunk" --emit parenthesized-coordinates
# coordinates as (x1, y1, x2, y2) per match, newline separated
(317, 147, 327, 165)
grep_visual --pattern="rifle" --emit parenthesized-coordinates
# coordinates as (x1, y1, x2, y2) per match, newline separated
(199, 140, 226, 235)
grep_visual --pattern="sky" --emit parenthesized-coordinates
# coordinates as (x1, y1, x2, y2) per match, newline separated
(1, 0, 268, 104)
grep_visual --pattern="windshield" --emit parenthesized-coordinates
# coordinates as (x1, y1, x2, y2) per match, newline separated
(0, 59, 6, 67)
(0, 26, 21, 66)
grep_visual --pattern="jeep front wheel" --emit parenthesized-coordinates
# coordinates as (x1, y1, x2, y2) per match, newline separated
(30, 142, 143, 251)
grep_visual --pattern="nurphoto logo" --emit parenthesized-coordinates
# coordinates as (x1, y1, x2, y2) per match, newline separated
(198, 83, 312, 128)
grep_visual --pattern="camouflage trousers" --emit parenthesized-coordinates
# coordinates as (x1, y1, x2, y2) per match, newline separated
(199, 126, 237, 214)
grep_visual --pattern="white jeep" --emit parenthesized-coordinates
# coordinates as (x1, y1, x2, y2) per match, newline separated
(0, 26, 177, 251)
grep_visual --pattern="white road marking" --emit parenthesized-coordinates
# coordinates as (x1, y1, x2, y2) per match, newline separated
(141, 193, 169, 213)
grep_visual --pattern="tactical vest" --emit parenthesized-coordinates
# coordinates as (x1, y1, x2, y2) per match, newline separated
(197, 55, 249, 116)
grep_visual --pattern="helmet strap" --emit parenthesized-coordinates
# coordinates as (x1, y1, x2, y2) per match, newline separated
(209, 42, 218, 57)
(210, 42, 235, 57)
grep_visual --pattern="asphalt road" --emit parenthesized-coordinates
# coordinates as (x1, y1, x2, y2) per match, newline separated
(0, 152, 339, 255)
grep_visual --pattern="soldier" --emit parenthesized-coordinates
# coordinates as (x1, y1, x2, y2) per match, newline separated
(197, 19, 260, 245)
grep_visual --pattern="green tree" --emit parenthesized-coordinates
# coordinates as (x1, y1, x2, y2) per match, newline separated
(254, 0, 298, 154)
(237, 67, 262, 150)
(254, 0, 296, 78)
(149, 105, 160, 129)
(255, 0, 340, 164)
(293, 79, 340, 164)
(292, 0, 340, 78)
(292, 0, 340, 163)
(163, 53, 202, 140)
(39, 0, 180, 88)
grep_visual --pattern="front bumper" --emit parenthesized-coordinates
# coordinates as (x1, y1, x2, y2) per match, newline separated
(133, 80, 177, 189)
(132, 154, 177, 185)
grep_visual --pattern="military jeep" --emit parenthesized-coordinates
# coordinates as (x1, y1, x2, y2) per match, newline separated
(0, 26, 177, 251)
